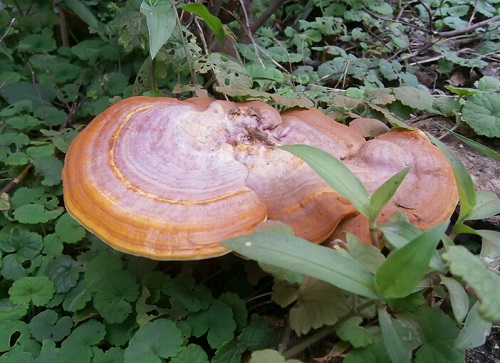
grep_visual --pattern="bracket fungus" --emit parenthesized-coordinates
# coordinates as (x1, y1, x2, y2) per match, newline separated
(62, 96, 458, 260)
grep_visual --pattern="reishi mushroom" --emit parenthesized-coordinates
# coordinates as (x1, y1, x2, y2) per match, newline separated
(62, 96, 458, 260)
(62, 96, 364, 260)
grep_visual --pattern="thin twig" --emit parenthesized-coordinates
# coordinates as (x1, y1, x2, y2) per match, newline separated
(439, 14, 500, 37)
(0, 18, 16, 45)
(0, 164, 32, 196)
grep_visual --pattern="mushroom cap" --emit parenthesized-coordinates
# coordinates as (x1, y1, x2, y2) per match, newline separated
(63, 97, 364, 260)
(329, 128, 458, 243)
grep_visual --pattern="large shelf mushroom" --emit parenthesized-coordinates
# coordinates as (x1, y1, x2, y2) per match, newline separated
(62, 96, 458, 260)
(62, 97, 364, 260)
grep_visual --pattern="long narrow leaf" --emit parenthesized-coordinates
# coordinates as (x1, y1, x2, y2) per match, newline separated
(140, 0, 177, 60)
(375, 222, 449, 298)
(448, 129, 500, 162)
(369, 166, 411, 221)
(428, 134, 476, 224)
(279, 145, 370, 217)
(221, 232, 377, 298)
(178, 3, 226, 48)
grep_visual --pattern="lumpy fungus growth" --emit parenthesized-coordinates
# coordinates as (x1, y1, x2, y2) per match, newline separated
(62, 96, 458, 260)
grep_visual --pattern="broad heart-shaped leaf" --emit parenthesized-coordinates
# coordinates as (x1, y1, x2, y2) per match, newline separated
(455, 301, 492, 349)
(462, 92, 500, 137)
(140, 0, 177, 60)
(178, 3, 225, 47)
(369, 166, 412, 221)
(378, 308, 421, 363)
(429, 134, 476, 224)
(278, 145, 370, 217)
(124, 319, 183, 362)
(374, 222, 448, 298)
(442, 246, 500, 322)
(221, 232, 377, 298)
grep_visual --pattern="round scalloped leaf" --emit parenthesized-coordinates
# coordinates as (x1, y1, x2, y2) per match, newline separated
(29, 310, 73, 342)
(45, 255, 83, 293)
(9, 276, 55, 306)
(462, 92, 500, 138)
(171, 344, 209, 363)
(124, 319, 183, 362)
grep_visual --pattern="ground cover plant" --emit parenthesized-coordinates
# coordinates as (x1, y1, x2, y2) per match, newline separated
(0, 0, 499, 362)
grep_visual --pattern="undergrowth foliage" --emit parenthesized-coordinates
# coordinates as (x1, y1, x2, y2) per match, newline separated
(0, 0, 499, 362)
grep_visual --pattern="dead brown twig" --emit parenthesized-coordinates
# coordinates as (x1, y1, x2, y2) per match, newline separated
(0, 164, 32, 196)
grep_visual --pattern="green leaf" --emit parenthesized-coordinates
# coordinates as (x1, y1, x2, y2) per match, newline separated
(31, 155, 64, 186)
(462, 92, 500, 137)
(238, 314, 276, 351)
(212, 340, 247, 363)
(29, 310, 73, 342)
(289, 278, 350, 336)
(278, 144, 370, 217)
(221, 232, 377, 298)
(442, 246, 500, 322)
(13, 203, 63, 224)
(64, 0, 100, 32)
(336, 317, 374, 348)
(440, 276, 468, 323)
(447, 129, 500, 162)
(9, 276, 55, 306)
(346, 233, 385, 274)
(124, 319, 183, 362)
(369, 166, 411, 221)
(60, 320, 106, 362)
(219, 292, 248, 330)
(171, 344, 209, 363)
(375, 222, 448, 298)
(429, 134, 476, 224)
(163, 273, 213, 313)
(250, 349, 287, 363)
(0, 193, 9, 211)
(178, 3, 225, 47)
(378, 308, 421, 363)
(55, 213, 86, 243)
(187, 300, 236, 349)
(0, 320, 30, 353)
(344, 338, 391, 363)
(62, 280, 94, 313)
(140, 0, 177, 60)
(455, 301, 492, 349)
(0, 299, 29, 321)
(414, 306, 464, 363)
(465, 190, 500, 221)
(393, 86, 434, 111)
(476, 75, 500, 91)
(45, 255, 83, 294)
(93, 270, 140, 324)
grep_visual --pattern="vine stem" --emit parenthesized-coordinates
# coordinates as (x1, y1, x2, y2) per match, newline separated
(0, 164, 32, 195)
(281, 300, 376, 359)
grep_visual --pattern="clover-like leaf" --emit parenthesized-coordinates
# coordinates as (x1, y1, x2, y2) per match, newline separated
(55, 213, 86, 243)
(29, 310, 73, 342)
(9, 276, 55, 306)
(93, 270, 140, 324)
(289, 277, 350, 336)
(124, 319, 183, 362)
(187, 300, 237, 349)
(442, 246, 500, 322)
(462, 92, 500, 137)
(219, 292, 248, 330)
